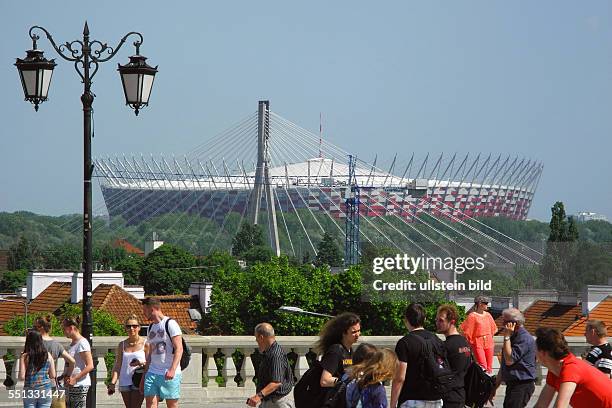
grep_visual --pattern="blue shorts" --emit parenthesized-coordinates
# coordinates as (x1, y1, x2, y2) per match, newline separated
(143, 372, 182, 400)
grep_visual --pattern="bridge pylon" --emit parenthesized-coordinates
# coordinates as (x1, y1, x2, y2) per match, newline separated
(248, 100, 280, 256)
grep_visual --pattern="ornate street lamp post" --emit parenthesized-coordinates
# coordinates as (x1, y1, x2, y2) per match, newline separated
(15, 22, 157, 408)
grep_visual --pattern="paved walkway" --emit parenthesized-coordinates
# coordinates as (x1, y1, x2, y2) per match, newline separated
(0, 384, 544, 407)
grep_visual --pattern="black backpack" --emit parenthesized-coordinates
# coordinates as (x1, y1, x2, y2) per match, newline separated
(294, 361, 347, 408)
(410, 332, 456, 400)
(149, 318, 192, 370)
(464, 358, 495, 408)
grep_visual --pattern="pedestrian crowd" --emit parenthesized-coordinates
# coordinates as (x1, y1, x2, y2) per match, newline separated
(15, 297, 185, 408)
(288, 296, 612, 408)
(14, 295, 612, 408)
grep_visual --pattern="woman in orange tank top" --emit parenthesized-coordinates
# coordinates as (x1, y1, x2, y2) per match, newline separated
(460, 295, 498, 373)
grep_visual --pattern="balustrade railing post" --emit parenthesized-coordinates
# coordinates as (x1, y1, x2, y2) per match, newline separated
(293, 348, 310, 381)
(204, 348, 219, 388)
(12, 350, 24, 390)
(0, 348, 6, 386)
(94, 348, 109, 388)
(180, 345, 202, 388)
(221, 348, 237, 388)
(240, 349, 256, 389)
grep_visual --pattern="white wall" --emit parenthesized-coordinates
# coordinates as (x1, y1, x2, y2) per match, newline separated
(26, 270, 73, 300)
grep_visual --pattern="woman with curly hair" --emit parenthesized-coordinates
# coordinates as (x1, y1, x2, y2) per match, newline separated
(314, 312, 361, 388)
(346, 349, 398, 408)
(19, 329, 56, 408)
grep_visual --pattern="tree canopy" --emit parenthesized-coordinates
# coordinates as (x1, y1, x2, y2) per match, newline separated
(314, 231, 343, 267)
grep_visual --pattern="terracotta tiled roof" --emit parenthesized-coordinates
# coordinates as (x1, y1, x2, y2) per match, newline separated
(564, 296, 612, 336)
(28, 282, 72, 314)
(1, 280, 200, 335)
(92, 288, 200, 334)
(112, 239, 144, 257)
(145, 295, 200, 333)
(92, 284, 147, 326)
(0, 300, 27, 335)
(494, 300, 582, 334)
(1, 283, 72, 336)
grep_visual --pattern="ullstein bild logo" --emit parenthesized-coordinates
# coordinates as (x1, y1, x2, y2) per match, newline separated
(371, 254, 486, 275)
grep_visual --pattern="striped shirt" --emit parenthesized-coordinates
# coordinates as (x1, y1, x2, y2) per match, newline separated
(586, 342, 612, 375)
(257, 341, 294, 399)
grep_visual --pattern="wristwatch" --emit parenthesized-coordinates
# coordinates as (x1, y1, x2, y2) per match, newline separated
(256, 391, 264, 399)
(503, 336, 511, 341)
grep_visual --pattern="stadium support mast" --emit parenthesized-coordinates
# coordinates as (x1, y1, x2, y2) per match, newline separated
(345, 154, 360, 265)
(248, 100, 280, 256)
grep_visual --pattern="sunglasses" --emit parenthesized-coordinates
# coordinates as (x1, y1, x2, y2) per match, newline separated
(125, 324, 140, 329)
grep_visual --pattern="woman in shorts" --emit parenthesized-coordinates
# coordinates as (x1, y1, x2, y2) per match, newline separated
(108, 314, 148, 408)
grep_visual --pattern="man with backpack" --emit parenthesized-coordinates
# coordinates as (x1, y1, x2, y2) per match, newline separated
(391, 303, 454, 408)
(141, 297, 184, 408)
(435, 304, 471, 408)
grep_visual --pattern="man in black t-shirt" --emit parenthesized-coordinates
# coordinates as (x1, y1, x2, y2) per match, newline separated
(585, 319, 612, 378)
(391, 303, 444, 408)
(436, 304, 471, 408)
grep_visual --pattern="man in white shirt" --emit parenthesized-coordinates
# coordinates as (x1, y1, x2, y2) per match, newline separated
(140, 297, 183, 408)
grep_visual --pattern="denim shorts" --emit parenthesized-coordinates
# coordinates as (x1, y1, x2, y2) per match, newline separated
(143, 372, 181, 400)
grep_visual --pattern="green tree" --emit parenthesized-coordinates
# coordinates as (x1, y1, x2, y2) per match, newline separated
(548, 202, 570, 242)
(568, 217, 579, 241)
(114, 256, 144, 285)
(203, 256, 457, 336)
(243, 245, 274, 264)
(8, 236, 42, 270)
(3, 313, 63, 337)
(541, 201, 579, 291)
(360, 242, 397, 272)
(3, 305, 122, 336)
(232, 223, 266, 257)
(206, 256, 332, 335)
(513, 264, 544, 290)
(0, 269, 28, 292)
(314, 231, 343, 267)
(140, 244, 197, 294)
(94, 243, 129, 268)
(570, 242, 612, 288)
(43, 244, 81, 269)
(457, 268, 516, 296)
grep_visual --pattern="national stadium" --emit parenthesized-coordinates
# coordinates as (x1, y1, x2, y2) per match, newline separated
(94, 101, 543, 262)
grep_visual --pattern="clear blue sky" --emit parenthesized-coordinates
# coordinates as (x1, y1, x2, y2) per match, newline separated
(1, 0, 611, 221)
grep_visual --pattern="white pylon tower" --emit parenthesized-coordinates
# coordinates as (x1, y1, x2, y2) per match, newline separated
(248, 100, 280, 256)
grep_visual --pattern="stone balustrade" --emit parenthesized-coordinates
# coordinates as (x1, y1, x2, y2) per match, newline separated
(0, 335, 592, 405)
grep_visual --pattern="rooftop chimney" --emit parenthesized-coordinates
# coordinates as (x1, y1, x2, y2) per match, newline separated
(188, 282, 213, 314)
(582, 285, 612, 315)
(144, 232, 164, 256)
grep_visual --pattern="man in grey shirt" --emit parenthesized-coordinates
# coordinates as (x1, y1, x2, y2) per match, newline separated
(247, 323, 294, 408)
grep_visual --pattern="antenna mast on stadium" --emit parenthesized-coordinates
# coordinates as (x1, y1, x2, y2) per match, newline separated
(248, 100, 280, 256)
(319, 112, 323, 158)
